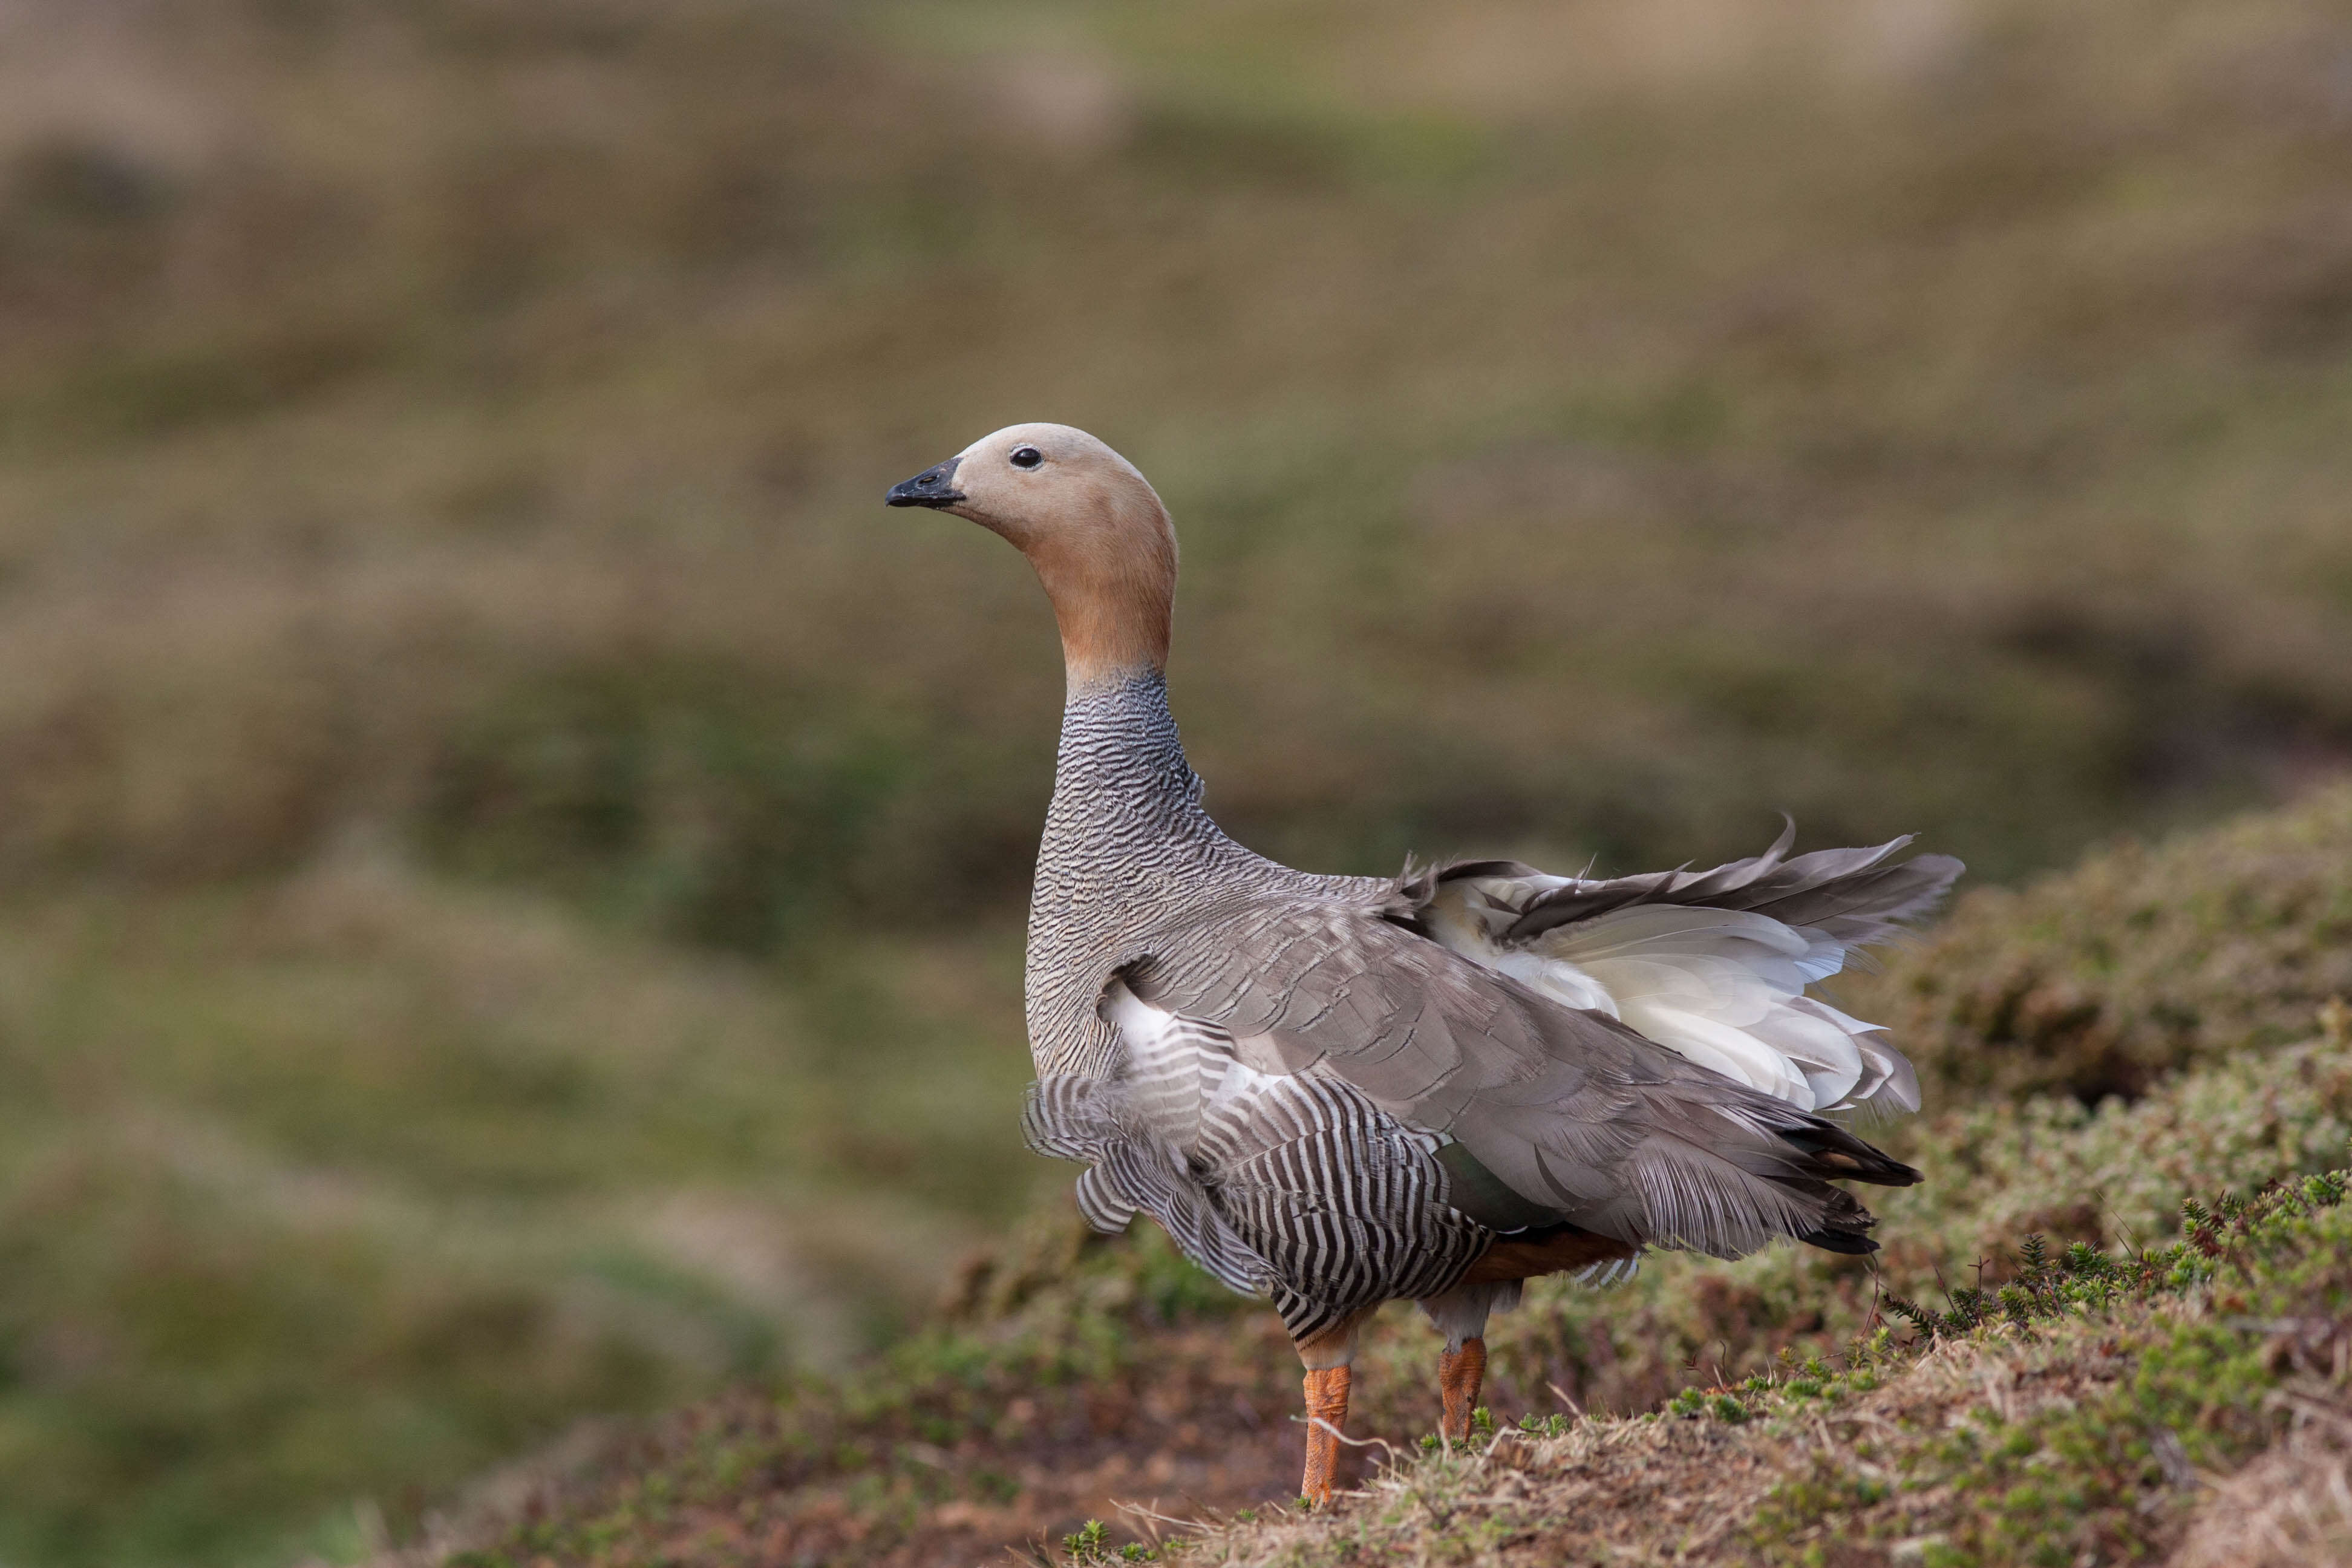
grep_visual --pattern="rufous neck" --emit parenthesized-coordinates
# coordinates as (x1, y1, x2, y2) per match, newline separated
(1022, 536, 1174, 693)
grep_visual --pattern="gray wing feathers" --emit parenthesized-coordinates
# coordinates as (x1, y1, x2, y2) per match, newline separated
(1128, 904, 1915, 1261)
(1485, 824, 1964, 950)
(1406, 826, 1959, 1114)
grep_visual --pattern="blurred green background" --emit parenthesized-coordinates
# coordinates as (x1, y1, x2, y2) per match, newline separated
(0, 0, 2347, 1562)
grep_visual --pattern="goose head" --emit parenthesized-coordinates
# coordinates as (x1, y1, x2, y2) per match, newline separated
(887, 423, 1177, 690)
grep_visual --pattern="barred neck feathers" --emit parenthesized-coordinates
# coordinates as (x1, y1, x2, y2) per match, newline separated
(1025, 671, 1212, 1078)
(1049, 671, 1201, 832)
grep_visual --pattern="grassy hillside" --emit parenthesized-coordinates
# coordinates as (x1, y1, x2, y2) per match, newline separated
(1, 0, 2350, 1561)
(0, 855, 1041, 1568)
(402, 786, 2352, 1567)
(1204, 1166, 2352, 1567)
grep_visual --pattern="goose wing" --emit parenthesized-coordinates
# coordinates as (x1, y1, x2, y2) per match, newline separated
(1410, 827, 1962, 1114)
(1115, 898, 1917, 1262)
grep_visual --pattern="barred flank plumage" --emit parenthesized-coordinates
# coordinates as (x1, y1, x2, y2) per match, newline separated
(1027, 964, 1495, 1340)
(1030, 1059, 1490, 1342)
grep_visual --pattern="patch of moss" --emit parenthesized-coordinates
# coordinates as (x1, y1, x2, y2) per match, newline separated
(1749, 1172, 2352, 1566)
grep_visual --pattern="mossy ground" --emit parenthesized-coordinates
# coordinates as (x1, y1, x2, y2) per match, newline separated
(1188, 1169, 2352, 1567)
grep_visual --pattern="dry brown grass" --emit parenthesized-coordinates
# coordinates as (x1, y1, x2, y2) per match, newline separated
(2171, 1398, 2352, 1567)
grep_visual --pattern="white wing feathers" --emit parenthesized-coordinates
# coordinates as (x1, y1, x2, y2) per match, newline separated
(1422, 862, 1930, 1116)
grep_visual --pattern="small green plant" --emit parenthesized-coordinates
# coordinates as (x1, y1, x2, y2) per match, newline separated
(1062, 1519, 1110, 1563)
(1668, 1385, 1753, 1422)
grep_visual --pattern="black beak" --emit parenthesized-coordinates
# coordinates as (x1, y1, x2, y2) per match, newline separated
(885, 457, 964, 509)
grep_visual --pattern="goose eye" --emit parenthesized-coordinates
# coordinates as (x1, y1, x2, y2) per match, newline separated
(1010, 446, 1043, 470)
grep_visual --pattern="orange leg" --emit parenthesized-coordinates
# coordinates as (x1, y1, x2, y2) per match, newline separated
(1437, 1336, 1488, 1442)
(1300, 1365, 1352, 1504)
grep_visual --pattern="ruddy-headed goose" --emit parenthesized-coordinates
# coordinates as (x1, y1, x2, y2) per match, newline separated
(887, 424, 1958, 1503)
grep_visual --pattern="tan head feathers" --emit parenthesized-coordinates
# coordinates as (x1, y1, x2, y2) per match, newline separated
(887, 423, 1177, 689)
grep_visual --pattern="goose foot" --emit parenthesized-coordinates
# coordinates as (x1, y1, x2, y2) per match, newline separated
(1300, 1365, 1351, 1504)
(1437, 1336, 1487, 1442)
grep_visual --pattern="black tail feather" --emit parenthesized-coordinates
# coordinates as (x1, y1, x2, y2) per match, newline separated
(1783, 1122, 1922, 1187)
(1799, 1226, 1881, 1255)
